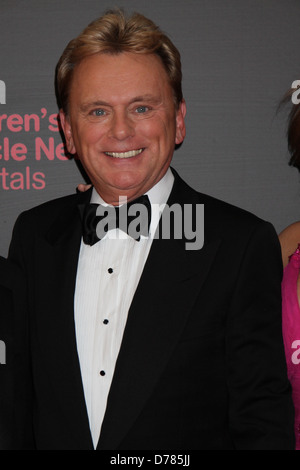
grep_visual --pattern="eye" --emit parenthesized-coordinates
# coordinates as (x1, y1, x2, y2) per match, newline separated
(93, 109, 106, 116)
(135, 106, 149, 114)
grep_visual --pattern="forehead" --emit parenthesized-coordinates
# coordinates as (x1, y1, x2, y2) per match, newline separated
(69, 52, 173, 103)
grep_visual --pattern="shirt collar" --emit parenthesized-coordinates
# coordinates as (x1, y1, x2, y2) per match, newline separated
(90, 168, 174, 238)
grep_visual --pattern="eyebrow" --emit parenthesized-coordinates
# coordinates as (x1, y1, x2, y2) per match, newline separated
(130, 95, 161, 104)
(79, 94, 162, 112)
(79, 100, 110, 113)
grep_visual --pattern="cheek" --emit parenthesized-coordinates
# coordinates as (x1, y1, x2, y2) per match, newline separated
(73, 127, 103, 155)
(138, 118, 173, 146)
(79, 127, 100, 145)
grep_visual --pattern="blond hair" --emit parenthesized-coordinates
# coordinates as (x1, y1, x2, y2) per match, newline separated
(55, 8, 183, 113)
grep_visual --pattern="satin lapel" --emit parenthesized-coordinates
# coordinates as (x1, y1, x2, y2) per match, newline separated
(97, 175, 221, 450)
(35, 189, 94, 449)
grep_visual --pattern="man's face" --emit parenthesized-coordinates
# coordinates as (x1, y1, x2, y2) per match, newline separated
(60, 52, 186, 204)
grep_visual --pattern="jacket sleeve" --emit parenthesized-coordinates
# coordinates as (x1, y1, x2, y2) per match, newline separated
(8, 213, 36, 449)
(226, 220, 295, 449)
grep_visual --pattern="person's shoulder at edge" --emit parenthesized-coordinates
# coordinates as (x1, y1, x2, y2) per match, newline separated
(279, 221, 300, 268)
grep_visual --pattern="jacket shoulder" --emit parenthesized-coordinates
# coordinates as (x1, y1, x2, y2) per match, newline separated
(174, 171, 266, 229)
(10, 189, 92, 243)
(19, 192, 86, 218)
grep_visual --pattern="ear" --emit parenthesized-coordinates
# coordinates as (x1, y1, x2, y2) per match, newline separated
(59, 109, 77, 155)
(175, 99, 187, 145)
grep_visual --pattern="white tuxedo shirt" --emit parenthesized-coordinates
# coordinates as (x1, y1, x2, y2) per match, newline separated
(74, 169, 174, 447)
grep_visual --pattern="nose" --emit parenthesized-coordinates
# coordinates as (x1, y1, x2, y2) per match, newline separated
(108, 109, 135, 141)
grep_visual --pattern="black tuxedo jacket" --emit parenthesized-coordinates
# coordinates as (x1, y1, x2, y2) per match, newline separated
(0, 257, 23, 449)
(8, 170, 294, 450)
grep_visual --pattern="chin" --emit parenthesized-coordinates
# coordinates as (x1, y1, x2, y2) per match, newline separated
(110, 172, 145, 191)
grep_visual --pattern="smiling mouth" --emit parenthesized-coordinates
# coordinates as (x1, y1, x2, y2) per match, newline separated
(105, 148, 144, 159)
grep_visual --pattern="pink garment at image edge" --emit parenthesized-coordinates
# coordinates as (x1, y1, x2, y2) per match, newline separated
(282, 244, 300, 450)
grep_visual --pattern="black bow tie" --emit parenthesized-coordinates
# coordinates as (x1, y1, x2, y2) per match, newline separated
(78, 194, 151, 246)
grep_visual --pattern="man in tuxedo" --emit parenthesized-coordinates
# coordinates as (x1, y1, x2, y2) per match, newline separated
(8, 9, 294, 449)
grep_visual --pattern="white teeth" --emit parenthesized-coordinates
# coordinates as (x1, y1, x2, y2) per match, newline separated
(105, 149, 143, 158)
